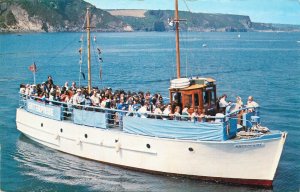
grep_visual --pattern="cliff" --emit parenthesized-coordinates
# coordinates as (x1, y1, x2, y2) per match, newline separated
(109, 9, 300, 32)
(1, 0, 299, 33)
(0, 0, 132, 32)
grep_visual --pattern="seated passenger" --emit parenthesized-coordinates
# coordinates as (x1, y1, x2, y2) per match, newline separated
(173, 106, 181, 120)
(219, 94, 230, 114)
(163, 104, 172, 115)
(154, 103, 163, 115)
(191, 108, 205, 122)
(63, 81, 69, 91)
(117, 99, 127, 111)
(182, 105, 190, 116)
(246, 96, 259, 112)
(162, 104, 172, 120)
(19, 84, 26, 95)
(71, 81, 77, 91)
(73, 89, 85, 105)
(60, 90, 70, 103)
(191, 108, 200, 122)
(234, 96, 243, 125)
(90, 90, 100, 106)
(138, 102, 150, 118)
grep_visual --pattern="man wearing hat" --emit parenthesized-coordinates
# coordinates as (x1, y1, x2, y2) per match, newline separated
(73, 88, 85, 105)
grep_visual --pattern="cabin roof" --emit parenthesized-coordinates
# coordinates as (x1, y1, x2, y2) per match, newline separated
(169, 77, 216, 91)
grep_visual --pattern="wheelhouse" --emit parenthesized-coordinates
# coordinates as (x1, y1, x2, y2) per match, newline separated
(169, 77, 217, 115)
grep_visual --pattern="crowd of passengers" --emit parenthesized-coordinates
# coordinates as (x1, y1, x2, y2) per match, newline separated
(20, 76, 259, 123)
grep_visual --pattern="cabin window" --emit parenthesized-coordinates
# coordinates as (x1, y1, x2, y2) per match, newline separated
(184, 94, 192, 106)
(211, 91, 216, 105)
(203, 92, 209, 105)
(194, 93, 199, 106)
(203, 90, 215, 105)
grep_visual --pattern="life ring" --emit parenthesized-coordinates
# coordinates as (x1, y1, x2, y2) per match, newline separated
(170, 78, 190, 89)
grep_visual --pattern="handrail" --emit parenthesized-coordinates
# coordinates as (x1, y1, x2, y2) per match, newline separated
(225, 105, 259, 117)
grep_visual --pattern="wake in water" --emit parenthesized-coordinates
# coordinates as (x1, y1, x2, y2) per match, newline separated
(14, 135, 172, 191)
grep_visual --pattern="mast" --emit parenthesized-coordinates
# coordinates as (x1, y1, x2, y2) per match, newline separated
(86, 8, 92, 93)
(175, 0, 181, 79)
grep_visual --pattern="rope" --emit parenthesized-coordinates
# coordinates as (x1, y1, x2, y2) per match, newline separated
(79, 34, 84, 87)
(182, 0, 192, 13)
(91, 35, 103, 88)
(36, 35, 79, 75)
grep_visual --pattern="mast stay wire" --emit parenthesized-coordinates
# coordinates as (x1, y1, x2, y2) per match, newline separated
(91, 36, 104, 88)
(180, 0, 191, 78)
(37, 35, 79, 74)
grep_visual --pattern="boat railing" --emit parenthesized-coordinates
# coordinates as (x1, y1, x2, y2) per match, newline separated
(225, 104, 259, 117)
(19, 93, 257, 130)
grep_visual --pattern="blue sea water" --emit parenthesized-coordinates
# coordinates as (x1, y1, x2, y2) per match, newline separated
(0, 32, 299, 191)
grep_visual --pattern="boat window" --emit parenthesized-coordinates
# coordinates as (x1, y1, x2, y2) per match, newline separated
(211, 91, 215, 105)
(194, 93, 199, 106)
(203, 91, 209, 105)
(184, 94, 192, 106)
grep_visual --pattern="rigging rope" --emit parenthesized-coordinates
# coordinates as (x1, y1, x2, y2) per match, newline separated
(91, 35, 104, 88)
(79, 34, 84, 87)
(37, 35, 79, 74)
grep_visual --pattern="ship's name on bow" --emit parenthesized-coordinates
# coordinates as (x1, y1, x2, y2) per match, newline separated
(234, 143, 265, 148)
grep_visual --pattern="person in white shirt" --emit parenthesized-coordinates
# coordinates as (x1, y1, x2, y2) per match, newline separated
(138, 102, 150, 118)
(154, 103, 163, 114)
(63, 81, 69, 90)
(247, 96, 259, 112)
(234, 96, 243, 111)
(234, 96, 243, 124)
(219, 94, 230, 114)
(90, 90, 100, 106)
(163, 104, 172, 115)
(72, 89, 85, 105)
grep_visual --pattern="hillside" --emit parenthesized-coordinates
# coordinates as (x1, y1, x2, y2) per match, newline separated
(109, 9, 300, 32)
(109, 9, 252, 32)
(1, 1, 299, 33)
(0, 0, 132, 32)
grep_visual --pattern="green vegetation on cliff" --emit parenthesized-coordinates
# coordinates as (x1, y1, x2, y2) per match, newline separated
(0, 0, 126, 32)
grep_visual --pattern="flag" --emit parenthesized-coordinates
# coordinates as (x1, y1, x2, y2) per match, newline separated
(81, 72, 85, 80)
(97, 48, 102, 54)
(29, 63, 37, 72)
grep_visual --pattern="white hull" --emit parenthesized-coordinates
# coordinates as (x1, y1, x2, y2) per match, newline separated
(16, 108, 286, 186)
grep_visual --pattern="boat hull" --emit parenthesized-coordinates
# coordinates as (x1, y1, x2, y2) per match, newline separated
(16, 108, 286, 187)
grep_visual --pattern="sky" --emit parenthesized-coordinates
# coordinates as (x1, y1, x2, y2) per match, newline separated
(85, 0, 300, 25)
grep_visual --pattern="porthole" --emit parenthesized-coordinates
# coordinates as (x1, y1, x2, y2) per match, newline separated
(188, 147, 194, 152)
(60, 128, 63, 133)
(146, 144, 151, 149)
(41, 123, 43, 127)
(85, 134, 88, 138)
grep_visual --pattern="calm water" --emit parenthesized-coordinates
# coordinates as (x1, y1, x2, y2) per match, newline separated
(0, 32, 299, 191)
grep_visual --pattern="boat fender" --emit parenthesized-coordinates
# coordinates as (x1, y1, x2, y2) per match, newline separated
(115, 139, 121, 152)
(226, 123, 230, 136)
(99, 140, 103, 146)
(76, 138, 81, 145)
